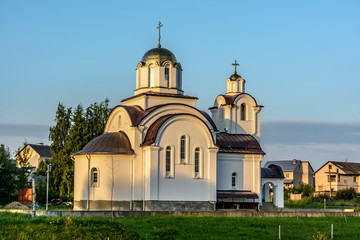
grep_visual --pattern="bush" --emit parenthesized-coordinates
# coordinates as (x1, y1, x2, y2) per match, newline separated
(299, 184, 314, 197)
(336, 188, 357, 200)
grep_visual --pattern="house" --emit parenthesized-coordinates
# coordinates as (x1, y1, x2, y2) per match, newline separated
(264, 159, 314, 189)
(16, 143, 52, 171)
(72, 23, 284, 211)
(314, 161, 360, 195)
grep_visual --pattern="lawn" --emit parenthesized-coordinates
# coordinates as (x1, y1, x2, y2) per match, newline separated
(1, 212, 360, 239)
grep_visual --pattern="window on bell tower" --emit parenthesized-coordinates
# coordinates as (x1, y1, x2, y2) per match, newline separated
(240, 103, 246, 120)
(165, 66, 169, 88)
(149, 64, 155, 87)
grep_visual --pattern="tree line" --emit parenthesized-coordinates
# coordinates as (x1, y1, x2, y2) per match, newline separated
(0, 99, 111, 203)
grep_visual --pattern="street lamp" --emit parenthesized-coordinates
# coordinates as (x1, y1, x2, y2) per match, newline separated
(46, 163, 51, 211)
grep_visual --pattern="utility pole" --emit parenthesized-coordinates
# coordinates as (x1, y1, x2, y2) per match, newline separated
(32, 178, 36, 218)
(46, 164, 51, 211)
(329, 165, 332, 199)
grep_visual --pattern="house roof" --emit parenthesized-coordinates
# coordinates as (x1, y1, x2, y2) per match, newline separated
(264, 160, 301, 172)
(27, 144, 52, 158)
(315, 161, 360, 175)
(216, 132, 265, 155)
(73, 131, 134, 156)
(261, 164, 284, 179)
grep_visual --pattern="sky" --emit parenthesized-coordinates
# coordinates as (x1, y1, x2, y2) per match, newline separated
(0, 0, 359, 170)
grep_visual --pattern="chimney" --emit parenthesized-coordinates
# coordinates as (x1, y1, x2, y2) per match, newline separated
(36, 143, 44, 146)
(293, 159, 297, 164)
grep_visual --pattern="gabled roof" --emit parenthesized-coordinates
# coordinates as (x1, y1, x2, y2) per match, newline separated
(216, 132, 265, 155)
(264, 160, 301, 172)
(314, 161, 360, 175)
(18, 144, 52, 158)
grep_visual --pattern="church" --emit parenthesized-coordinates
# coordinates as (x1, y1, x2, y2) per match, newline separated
(72, 23, 283, 211)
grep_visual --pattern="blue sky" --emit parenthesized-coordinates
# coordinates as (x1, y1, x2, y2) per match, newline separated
(1, 1, 359, 169)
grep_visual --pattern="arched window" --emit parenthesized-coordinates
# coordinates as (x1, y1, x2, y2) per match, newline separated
(149, 64, 155, 87)
(91, 168, 99, 187)
(166, 146, 171, 177)
(180, 135, 186, 163)
(240, 103, 246, 120)
(194, 148, 200, 177)
(165, 65, 169, 88)
(232, 172, 237, 189)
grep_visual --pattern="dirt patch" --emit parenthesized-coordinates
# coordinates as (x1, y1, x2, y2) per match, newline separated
(3, 201, 29, 210)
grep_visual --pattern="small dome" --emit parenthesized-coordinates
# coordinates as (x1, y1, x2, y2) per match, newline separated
(141, 48, 177, 65)
(229, 73, 241, 81)
(73, 131, 134, 155)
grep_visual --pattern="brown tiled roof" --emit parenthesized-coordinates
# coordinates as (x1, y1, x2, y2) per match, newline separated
(132, 103, 218, 131)
(222, 93, 259, 106)
(73, 131, 134, 156)
(216, 132, 265, 155)
(142, 113, 217, 146)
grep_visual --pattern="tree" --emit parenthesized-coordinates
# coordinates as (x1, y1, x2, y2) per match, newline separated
(49, 103, 72, 198)
(48, 99, 111, 200)
(0, 144, 30, 202)
(299, 184, 314, 197)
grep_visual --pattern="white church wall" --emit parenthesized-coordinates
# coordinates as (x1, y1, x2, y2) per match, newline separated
(152, 116, 217, 201)
(217, 153, 262, 194)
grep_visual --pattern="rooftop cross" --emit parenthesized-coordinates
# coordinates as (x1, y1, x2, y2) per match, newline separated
(157, 21, 163, 48)
(232, 60, 239, 74)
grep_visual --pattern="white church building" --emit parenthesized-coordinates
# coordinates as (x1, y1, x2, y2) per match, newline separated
(72, 25, 284, 211)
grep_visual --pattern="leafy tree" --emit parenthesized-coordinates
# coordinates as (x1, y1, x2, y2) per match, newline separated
(49, 103, 72, 198)
(0, 144, 31, 203)
(85, 98, 111, 139)
(299, 184, 314, 197)
(48, 99, 111, 200)
(336, 188, 357, 200)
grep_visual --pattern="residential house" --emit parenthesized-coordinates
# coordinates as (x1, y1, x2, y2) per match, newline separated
(16, 143, 52, 171)
(314, 161, 360, 195)
(264, 159, 314, 189)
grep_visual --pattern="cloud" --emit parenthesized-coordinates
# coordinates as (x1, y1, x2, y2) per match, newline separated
(261, 121, 360, 145)
(0, 123, 50, 138)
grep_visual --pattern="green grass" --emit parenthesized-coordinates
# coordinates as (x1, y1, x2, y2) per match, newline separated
(284, 199, 360, 210)
(1, 212, 360, 239)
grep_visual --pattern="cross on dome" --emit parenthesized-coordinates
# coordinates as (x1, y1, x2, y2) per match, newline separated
(232, 60, 239, 74)
(157, 21, 163, 48)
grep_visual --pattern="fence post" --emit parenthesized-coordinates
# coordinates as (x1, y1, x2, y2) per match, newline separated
(279, 225, 281, 240)
(331, 224, 333, 239)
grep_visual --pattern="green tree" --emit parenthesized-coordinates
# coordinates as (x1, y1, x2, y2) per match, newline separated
(49, 103, 72, 198)
(299, 183, 314, 197)
(85, 98, 111, 139)
(336, 188, 357, 200)
(48, 100, 111, 200)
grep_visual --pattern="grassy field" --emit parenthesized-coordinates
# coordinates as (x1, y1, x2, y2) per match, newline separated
(1, 212, 360, 239)
(284, 199, 360, 210)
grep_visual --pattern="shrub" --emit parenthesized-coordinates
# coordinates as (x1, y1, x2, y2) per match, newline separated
(336, 188, 357, 200)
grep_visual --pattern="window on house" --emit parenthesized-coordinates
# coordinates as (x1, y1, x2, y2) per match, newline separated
(91, 168, 99, 187)
(194, 148, 200, 177)
(336, 169, 339, 173)
(149, 64, 155, 87)
(285, 174, 289, 178)
(165, 146, 171, 177)
(328, 175, 336, 182)
(240, 103, 246, 120)
(232, 172, 237, 188)
(180, 135, 186, 163)
(165, 66, 169, 88)
(354, 177, 357, 183)
(328, 165, 332, 170)
(338, 175, 341, 182)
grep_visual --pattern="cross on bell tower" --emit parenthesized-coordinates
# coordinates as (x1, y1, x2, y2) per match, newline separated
(232, 60, 239, 74)
(157, 21, 163, 48)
